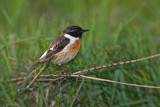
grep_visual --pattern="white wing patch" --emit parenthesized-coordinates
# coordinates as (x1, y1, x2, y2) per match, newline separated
(39, 51, 47, 62)
(39, 46, 55, 62)
(50, 47, 54, 50)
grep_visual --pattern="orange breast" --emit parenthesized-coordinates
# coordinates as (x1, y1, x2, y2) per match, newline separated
(69, 39, 81, 53)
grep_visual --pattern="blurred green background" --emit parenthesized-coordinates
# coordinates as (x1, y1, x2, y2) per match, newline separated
(0, 0, 160, 106)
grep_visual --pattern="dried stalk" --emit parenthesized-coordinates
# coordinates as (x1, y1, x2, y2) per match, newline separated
(17, 60, 50, 97)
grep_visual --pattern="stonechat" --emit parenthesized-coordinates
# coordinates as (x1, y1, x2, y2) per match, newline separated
(29, 25, 89, 71)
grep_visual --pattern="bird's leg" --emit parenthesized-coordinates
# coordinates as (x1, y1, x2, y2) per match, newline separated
(59, 65, 75, 77)
(56, 65, 65, 75)
(56, 65, 67, 83)
(60, 65, 74, 74)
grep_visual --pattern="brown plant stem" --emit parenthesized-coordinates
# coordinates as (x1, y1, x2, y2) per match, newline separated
(17, 60, 50, 97)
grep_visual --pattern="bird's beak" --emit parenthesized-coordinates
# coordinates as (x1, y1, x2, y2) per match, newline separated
(82, 29, 89, 32)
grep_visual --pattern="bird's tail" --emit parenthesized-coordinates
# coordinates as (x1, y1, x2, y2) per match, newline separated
(28, 59, 40, 72)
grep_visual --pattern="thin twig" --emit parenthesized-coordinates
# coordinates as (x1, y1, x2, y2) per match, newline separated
(75, 75, 160, 89)
(18, 74, 160, 89)
(10, 74, 160, 89)
(8, 77, 26, 82)
(17, 61, 50, 97)
(40, 74, 160, 89)
(73, 54, 160, 75)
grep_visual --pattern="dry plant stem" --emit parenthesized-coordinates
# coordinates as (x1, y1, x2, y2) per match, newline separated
(8, 77, 26, 82)
(74, 54, 160, 75)
(77, 75, 160, 89)
(17, 61, 50, 97)
(28, 75, 160, 89)
(27, 61, 50, 88)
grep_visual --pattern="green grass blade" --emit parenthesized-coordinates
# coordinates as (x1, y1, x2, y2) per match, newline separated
(115, 99, 149, 107)
(70, 77, 84, 107)
(110, 70, 120, 106)
(0, 83, 14, 106)
(1, 7, 13, 28)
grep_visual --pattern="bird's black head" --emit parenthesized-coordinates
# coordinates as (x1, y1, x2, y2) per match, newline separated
(63, 25, 89, 38)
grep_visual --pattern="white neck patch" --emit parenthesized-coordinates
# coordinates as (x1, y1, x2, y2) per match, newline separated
(60, 34, 79, 52)
(64, 34, 79, 43)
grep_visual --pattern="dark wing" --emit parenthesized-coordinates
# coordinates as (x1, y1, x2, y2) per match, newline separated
(39, 35, 70, 61)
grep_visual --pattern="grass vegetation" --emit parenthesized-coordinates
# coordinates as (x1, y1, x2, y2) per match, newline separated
(0, 0, 160, 106)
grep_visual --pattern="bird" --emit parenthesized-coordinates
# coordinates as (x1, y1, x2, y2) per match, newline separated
(29, 25, 89, 71)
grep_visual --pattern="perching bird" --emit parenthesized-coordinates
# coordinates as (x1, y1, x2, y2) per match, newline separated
(29, 25, 89, 71)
